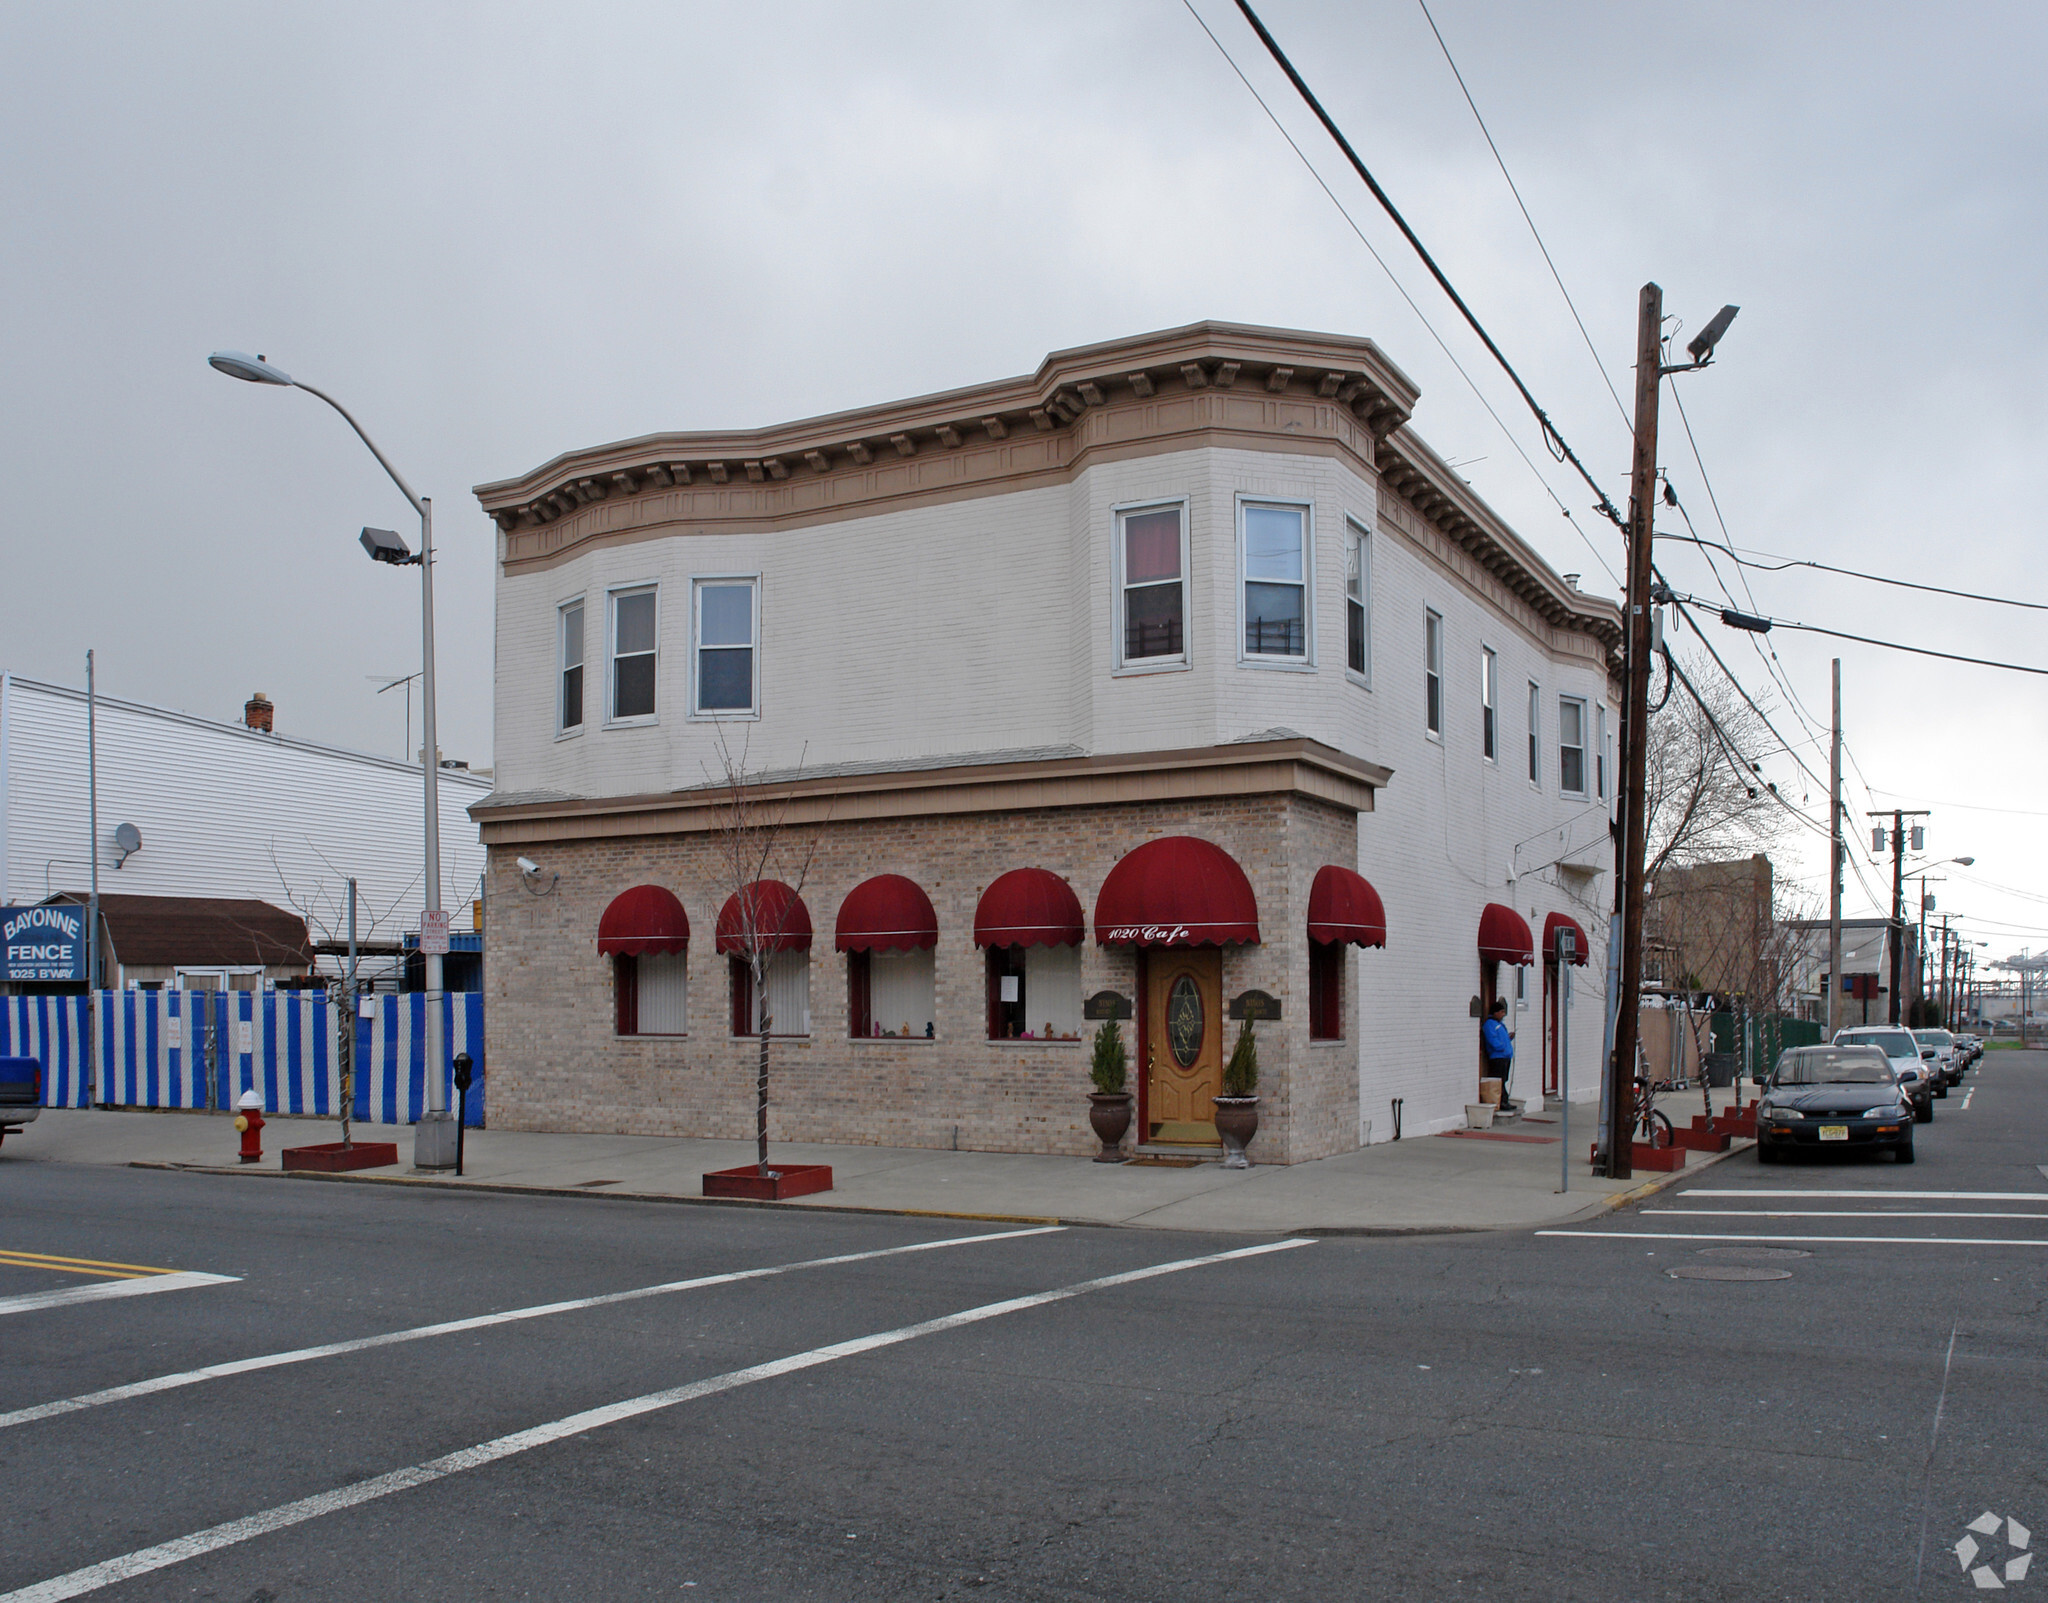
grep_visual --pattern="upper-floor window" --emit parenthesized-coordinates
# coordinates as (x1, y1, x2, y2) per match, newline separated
(1559, 695, 1587, 795)
(1596, 704, 1609, 800)
(558, 600, 585, 734)
(1424, 609, 1443, 737)
(1345, 520, 1370, 681)
(1527, 681, 1540, 784)
(609, 586, 658, 723)
(1118, 504, 1186, 666)
(1241, 501, 1308, 660)
(693, 577, 758, 716)
(1481, 647, 1498, 761)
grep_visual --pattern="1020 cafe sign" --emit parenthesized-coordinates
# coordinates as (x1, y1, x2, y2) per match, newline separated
(1, 906, 87, 983)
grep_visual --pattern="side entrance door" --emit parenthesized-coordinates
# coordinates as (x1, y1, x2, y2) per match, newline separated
(1144, 948, 1223, 1144)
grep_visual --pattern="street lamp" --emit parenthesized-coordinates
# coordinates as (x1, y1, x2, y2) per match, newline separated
(208, 350, 458, 1171)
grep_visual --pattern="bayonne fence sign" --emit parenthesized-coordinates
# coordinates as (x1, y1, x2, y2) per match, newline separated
(1, 905, 86, 983)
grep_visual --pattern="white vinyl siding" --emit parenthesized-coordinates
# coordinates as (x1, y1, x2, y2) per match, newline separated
(637, 953, 687, 1034)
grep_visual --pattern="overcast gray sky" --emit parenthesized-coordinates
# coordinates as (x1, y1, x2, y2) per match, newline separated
(4, 1, 2044, 956)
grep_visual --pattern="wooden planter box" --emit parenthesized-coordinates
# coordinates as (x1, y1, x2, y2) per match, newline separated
(282, 1141, 399, 1173)
(1588, 1142, 1687, 1173)
(702, 1163, 834, 1201)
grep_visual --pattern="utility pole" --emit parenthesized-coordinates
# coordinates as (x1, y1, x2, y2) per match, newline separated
(1868, 808, 1926, 1027)
(86, 648, 100, 1108)
(1827, 659, 1843, 1038)
(1605, 282, 1665, 1181)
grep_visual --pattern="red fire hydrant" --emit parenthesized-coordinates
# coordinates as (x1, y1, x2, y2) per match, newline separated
(233, 1088, 265, 1164)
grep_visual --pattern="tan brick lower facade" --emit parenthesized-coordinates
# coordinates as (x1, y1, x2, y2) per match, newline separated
(482, 792, 1365, 1165)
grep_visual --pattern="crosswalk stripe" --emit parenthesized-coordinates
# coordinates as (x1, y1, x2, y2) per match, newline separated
(0, 1274, 239, 1319)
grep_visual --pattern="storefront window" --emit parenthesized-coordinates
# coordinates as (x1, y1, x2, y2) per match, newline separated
(985, 945, 1082, 1040)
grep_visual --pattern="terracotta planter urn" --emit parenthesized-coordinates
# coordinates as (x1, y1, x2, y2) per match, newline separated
(1088, 1092, 1133, 1162)
(1212, 1095, 1260, 1169)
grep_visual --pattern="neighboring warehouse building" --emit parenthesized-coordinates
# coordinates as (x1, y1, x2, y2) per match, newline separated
(0, 674, 490, 992)
(470, 321, 1621, 1161)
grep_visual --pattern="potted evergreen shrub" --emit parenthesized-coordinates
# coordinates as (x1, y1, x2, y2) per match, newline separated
(1214, 1017, 1260, 1168)
(1087, 1017, 1133, 1162)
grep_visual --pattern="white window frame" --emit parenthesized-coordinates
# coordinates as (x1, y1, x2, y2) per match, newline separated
(1235, 495, 1313, 669)
(1344, 518, 1372, 688)
(557, 595, 586, 739)
(1596, 703, 1610, 800)
(605, 582, 660, 728)
(1112, 499, 1191, 674)
(1424, 608, 1444, 740)
(689, 573, 761, 720)
(1480, 645, 1498, 763)
(1559, 694, 1589, 797)
(1527, 680, 1541, 788)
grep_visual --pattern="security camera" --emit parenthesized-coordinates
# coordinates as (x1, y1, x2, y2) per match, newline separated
(516, 856, 541, 876)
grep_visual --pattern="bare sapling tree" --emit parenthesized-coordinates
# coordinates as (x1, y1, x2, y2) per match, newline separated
(1644, 651, 1794, 882)
(707, 730, 822, 1177)
(269, 843, 418, 1149)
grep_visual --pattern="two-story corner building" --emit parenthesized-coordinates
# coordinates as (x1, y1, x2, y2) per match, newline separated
(470, 322, 1621, 1163)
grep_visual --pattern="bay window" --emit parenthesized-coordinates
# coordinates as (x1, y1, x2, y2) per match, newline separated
(694, 577, 758, 715)
(1118, 504, 1185, 665)
(1241, 501, 1308, 659)
(1345, 520, 1370, 680)
(559, 600, 584, 734)
(608, 586, 658, 722)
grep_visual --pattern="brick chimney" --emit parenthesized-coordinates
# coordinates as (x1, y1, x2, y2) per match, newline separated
(244, 692, 274, 733)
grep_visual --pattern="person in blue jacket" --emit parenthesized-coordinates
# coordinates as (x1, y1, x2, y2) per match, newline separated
(1482, 998, 1517, 1114)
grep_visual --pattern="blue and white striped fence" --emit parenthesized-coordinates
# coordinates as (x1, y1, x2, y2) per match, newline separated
(0, 991, 483, 1125)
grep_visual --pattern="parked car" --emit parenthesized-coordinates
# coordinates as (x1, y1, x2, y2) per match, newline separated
(1913, 1028, 1963, 1091)
(1832, 1026, 1935, 1122)
(1757, 1045, 1915, 1164)
(0, 1057, 41, 1149)
(1955, 1033, 1984, 1067)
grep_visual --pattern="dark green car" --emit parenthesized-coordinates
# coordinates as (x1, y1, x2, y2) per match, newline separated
(1756, 1045, 1915, 1164)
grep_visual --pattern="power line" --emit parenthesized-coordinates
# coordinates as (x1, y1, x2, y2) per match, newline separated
(1176, 0, 1622, 588)
(1660, 532, 2048, 613)
(1412, 0, 1632, 434)
(1227, 0, 1629, 534)
(1661, 587, 2048, 678)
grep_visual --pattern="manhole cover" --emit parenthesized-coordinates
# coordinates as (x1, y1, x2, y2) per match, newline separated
(1700, 1246, 1811, 1261)
(1667, 1265, 1793, 1282)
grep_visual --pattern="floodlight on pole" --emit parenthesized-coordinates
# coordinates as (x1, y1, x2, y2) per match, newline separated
(1685, 305, 1740, 365)
(208, 347, 457, 1171)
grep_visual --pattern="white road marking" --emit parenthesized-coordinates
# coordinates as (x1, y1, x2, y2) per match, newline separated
(0, 1273, 238, 1320)
(1962, 1089, 1975, 1110)
(1645, 1209, 2048, 1220)
(1540, 1230, 2048, 1247)
(1681, 1190, 2048, 1202)
(0, 1226, 1063, 1433)
(0, 1237, 1311, 1603)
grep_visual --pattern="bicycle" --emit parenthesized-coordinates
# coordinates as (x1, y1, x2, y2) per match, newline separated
(1631, 1075, 1676, 1149)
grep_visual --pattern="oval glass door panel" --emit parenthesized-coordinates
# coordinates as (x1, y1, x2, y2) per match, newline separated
(1167, 974, 1204, 1068)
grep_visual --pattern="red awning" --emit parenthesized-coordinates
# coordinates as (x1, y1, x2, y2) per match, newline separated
(596, 885, 689, 956)
(973, 868, 1085, 948)
(1094, 836, 1260, 947)
(714, 880, 813, 955)
(1307, 865, 1387, 948)
(1478, 903, 1536, 966)
(1544, 912, 1591, 966)
(835, 874, 939, 953)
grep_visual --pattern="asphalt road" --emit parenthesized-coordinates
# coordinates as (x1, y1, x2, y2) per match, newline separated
(2, 1054, 2045, 1603)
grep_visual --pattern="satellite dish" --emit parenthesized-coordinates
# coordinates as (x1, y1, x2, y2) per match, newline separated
(112, 823, 142, 867)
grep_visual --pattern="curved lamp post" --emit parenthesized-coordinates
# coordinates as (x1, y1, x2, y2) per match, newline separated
(208, 351, 456, 1169)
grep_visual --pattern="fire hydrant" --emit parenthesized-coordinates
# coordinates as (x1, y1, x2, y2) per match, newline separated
(233, 1088, 265, 1164)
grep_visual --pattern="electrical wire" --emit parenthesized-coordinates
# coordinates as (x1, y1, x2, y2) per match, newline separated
(1413, 0, 1632, 435)
(1177, 0, 1621, 587)
(1659, 533, 2048, 613)
(1661, 586, 2048, 678)
(1227, 0, 1630, 535)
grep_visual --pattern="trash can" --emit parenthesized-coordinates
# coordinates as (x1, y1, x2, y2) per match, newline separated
(1703, 1051, 1739, 1088)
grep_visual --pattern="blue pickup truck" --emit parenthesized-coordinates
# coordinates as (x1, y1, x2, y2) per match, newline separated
(0, 1057, 41, 1148)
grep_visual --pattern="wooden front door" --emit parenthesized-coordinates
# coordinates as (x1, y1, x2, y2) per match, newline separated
(1145, 948, 1224, 1144)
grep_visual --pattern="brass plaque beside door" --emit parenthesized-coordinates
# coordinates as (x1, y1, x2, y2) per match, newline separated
(1145, 948, 1223, 1143)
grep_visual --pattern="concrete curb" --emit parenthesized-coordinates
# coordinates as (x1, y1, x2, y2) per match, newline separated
(124, 1139, 1753, 1237)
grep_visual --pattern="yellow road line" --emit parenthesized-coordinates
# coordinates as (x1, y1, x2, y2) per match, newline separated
(0, 1250, 176, 1276)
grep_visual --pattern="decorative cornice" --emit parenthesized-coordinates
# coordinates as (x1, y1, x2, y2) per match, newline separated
(469, 735, 1390, 847)
(475, 320, 1418, 534)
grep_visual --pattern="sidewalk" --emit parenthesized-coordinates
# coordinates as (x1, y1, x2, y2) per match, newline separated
(7, 1091, 1753, 1235)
